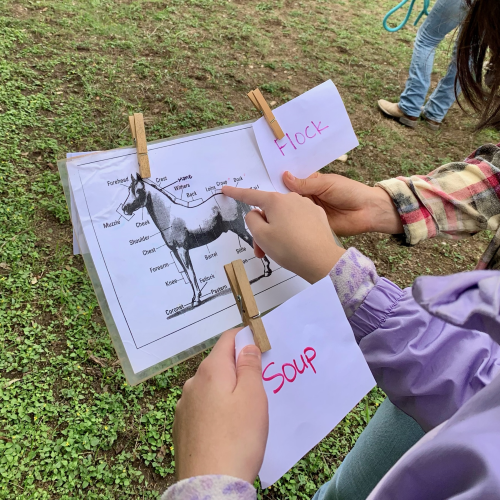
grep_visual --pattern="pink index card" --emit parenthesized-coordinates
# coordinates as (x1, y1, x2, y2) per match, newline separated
(252, 80, 359, 193)
(235, 276, 375, 489)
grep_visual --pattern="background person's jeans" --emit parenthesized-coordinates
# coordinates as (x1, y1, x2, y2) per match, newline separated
(398, 0, 467, 122)
(312, 399, 425, 500)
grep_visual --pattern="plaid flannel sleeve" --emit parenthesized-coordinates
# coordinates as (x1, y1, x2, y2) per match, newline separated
(376, 143, 500, 246)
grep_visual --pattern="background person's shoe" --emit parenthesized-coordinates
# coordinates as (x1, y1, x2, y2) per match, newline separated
(420, 106, 441, 131)
(377, 99, 418, 129)
(422, 113, 440, 131)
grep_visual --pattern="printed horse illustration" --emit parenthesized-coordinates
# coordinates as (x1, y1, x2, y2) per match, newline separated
(122, 174, 272, 305)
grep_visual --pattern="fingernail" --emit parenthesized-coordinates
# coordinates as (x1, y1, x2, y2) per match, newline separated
(241, 345, 261, 357)
(285, 171, 295, 181)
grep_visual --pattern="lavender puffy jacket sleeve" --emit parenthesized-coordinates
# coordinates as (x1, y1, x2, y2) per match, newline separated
(162, 249, 500, 499)
(340, 250, 500, 432)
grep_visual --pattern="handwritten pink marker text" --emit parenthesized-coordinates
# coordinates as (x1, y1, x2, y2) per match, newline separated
(262, 346, 317, 394)
(274, 121, 329, 156)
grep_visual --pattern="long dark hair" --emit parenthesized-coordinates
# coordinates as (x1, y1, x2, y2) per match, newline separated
(456, 0, 500, 130)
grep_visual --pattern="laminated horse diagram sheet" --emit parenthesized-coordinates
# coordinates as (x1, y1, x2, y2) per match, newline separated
(62, 80, 358, 384)
(64, 123, 310, 382)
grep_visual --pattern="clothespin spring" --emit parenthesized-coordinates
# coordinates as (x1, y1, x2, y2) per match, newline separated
(236, 294, 261, 322)
(236, 294, 244, 318)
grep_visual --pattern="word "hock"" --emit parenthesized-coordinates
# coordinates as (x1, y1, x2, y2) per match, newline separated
(262, 346, 317, 394)
(274, 121, 329, 157)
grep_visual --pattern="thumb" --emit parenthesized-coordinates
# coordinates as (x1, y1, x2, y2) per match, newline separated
(253, 241, 266, 259)
(251, 209, 267, 259)
(283, 171, 323, 195)
(235, 344, 264, 394)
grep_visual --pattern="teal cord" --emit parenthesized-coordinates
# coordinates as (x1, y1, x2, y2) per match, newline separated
(383, 0, 430, 33)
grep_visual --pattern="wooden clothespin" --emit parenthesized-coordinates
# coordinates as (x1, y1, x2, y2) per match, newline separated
(247, 88, 284, 140)
(224, 259, 271, 353)
(128, 113, 151, 179)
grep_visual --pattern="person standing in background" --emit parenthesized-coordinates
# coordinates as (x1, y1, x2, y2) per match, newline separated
(378, 0, 466, 130)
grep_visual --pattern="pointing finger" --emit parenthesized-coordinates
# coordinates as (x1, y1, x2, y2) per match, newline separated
(222, 186, 272, 209)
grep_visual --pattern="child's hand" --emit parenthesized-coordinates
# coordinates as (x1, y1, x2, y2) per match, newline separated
(222, 186, 345, 283)
(173, 328, 268, 484)
(283, 171, 403, 236)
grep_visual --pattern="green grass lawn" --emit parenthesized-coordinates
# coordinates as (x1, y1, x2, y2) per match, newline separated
(0, 0, 498, 498)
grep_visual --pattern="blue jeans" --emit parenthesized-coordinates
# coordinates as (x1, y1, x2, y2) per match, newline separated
(399, 0, 467, 122)
(312, 399, 424, 500)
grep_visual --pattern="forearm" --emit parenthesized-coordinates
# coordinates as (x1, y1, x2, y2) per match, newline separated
(365, 186, 404, 235)
(376, 142, 500, 245)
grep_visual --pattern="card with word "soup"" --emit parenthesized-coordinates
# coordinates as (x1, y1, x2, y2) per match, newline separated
(235, 277, 375, 488)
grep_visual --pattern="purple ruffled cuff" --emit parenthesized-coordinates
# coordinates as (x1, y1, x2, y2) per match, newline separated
(349, 277, 405, 343)
(161, 475, 256, 500)
(329, 247, 379, 319)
